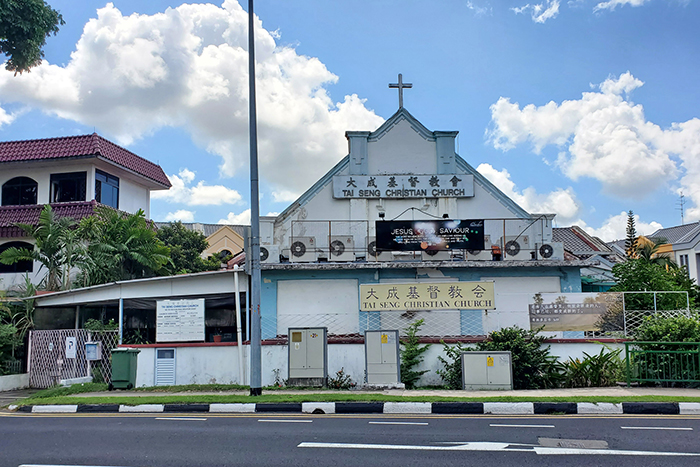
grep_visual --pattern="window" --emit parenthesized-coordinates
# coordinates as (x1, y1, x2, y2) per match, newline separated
(95, 169, 119, 208)
(680, 254, 689, 267)
(51, 172, 87, 203)
(2, 177, 38, 206)
(0, 241, 33, 273)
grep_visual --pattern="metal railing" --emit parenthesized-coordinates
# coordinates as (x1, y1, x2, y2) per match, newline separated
(625, 341, 700, 387)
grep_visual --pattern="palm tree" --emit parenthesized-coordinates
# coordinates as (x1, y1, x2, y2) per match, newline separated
(0, 205, 79, 291)
(633, 236, 676, 268)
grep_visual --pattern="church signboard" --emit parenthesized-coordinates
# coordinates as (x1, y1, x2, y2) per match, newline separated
(360, 281, 495, 311)
(376, 219, 485, 251)
(332, 174, 474, 199)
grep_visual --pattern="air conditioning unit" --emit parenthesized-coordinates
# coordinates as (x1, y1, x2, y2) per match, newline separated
(367, 237, 391, 262)
(260, 244, 280, 264)
(501, 236, 533, 261)
(329, 235, 355, 262)
(289, 237, 318, 262)
(421, 249, 452, 261)
(535, 242, 564, 260)
(466, 235, 492, 260)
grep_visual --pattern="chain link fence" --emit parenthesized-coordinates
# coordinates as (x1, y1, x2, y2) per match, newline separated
(28, 329, 118, 388)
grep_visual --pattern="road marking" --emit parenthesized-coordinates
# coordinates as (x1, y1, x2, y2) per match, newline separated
(155, 417, 207, 421)
(298, 441, 700, 456)
(20, 465, 130, 467)
(258, 419, 313, 423)
(369, 421, 429, 426)
(621, 426, 693, 431)
(490, 424, 555, 428)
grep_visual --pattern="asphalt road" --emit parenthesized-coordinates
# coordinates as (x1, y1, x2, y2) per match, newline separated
(1, 413, 700, 467)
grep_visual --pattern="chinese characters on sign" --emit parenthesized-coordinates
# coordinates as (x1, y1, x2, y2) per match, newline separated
(156, 298, 206, 342)
(528, 292, 623, 331)
(375, 219, 485, 251)
(332, 174, 474, 199)
(360, 282, 495, 311)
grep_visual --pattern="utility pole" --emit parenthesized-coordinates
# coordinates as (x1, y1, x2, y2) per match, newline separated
(248, 0, 262, 396)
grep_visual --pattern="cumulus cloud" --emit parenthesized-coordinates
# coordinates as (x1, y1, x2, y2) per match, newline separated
(486, 72, 700, 202)
(512, 0, 560, 22)
(477, 163, 582, 224)
(163, 210, 196, 222)
(594, 0, 649, 12)
(219, 209, 251, 225)
(152, 168, 242, 205)
(579, 211, 662, 242)
(0, 1, 384, 194)
(271, 189, 299, 203)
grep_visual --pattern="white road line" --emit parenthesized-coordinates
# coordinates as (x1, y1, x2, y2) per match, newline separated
(621, 426, 693, 431)
(490, 424, 555, 428)
(258, 419, 313, 423)
(20, 465, 130, 467)
(155, 417, 207, 421)
(369, 421, 429, 426)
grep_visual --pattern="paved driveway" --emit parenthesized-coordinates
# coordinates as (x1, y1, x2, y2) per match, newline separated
(0, 388, 38, 407)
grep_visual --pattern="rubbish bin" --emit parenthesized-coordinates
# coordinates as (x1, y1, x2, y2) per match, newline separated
(109, 348, 140, 390)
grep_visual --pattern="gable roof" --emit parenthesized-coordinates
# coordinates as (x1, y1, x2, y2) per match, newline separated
(553, 226, 612, 254)
(0, 201, 99, 238)
(649, 222, 700, 244)
(0, 134, 171, 188)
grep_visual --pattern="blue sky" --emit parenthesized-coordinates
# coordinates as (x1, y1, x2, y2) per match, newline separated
(1, 0, 699, 241)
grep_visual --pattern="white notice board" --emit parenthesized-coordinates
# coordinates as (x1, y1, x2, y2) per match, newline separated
(156, 299, 205, 342)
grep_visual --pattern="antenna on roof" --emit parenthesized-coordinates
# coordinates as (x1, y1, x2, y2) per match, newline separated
(677, 191, 686, 225)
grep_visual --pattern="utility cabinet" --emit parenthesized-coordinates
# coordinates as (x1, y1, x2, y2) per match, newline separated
(288, 327, 327, 387)
(461, 351, 513, 390)
(365, 330, 400, 384)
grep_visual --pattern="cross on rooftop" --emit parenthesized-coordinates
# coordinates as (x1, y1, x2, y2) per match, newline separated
(389, 73, 412, 109)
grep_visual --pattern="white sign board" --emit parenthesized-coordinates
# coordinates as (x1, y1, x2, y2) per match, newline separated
(65, 337, 77, 359)
(156, 299, 205, 342)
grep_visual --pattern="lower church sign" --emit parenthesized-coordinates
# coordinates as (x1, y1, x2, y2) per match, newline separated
(360, 282, 495, 311)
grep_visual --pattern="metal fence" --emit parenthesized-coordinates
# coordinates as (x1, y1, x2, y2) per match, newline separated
(625, 341, 700, 387)
(28, 329, 119, 388)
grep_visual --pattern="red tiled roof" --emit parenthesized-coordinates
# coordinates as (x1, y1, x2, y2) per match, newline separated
(0, 134, 171, 187)
(0, 201, 99, 238)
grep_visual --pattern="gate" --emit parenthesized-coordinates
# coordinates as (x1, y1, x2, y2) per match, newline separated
(28, 329, 118, 388)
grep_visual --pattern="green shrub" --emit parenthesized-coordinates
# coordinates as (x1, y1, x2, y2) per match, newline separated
(400, 319, 429, 389)
(562, 347, 623, 387)
(327, 368, 356, 390)
(436, 341, 467, 389)
(633, 313, 700, 350)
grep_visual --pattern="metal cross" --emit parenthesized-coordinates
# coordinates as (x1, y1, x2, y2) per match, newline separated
(389, 73, 412, 108)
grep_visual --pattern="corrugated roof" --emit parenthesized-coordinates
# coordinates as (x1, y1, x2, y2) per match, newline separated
(553, 226, 612, 254)
(0, 201, 98, 237)
(649, 222, 700, 244)
(0, 134, 171, 188)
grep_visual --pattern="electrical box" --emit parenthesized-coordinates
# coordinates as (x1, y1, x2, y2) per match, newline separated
(365, 330, 400, 384)
(461, 351, 513, 390)
(288, 327, 327, 386)
(85, 341, 102, 361)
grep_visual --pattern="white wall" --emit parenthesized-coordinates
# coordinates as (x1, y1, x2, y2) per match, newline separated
(117, 176, 150, 217)
(0, 373, 29, 391)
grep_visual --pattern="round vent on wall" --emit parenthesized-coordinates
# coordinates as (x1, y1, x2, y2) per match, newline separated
(424, 249, 440, 256)
(291, 241, 306, 257)
(505, 240, 521, 256)
(539, 244, 554, 259)
(260, 247, 269, 262)
(330, 240, 345, 256)
(368, 241, 378, 257)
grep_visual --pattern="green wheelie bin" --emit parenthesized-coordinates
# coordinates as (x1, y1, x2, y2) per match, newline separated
(109, 348, 140, 390)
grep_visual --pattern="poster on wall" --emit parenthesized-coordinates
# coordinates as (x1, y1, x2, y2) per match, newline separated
(375, 219, 484, 252)
(528, 292, 623, 332)
(360, 281, 495, 311)
(156, 298, 205, 342)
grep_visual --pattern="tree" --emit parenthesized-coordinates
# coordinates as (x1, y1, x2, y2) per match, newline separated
(0, 0, 64, 74)
(76, 207, 172, 286)
(625, 210, 637, 258)
(156, 222, 218, 274)
(0, 205, 79, 291)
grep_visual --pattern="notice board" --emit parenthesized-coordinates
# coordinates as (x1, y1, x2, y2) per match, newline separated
(156, 298, 205, 342)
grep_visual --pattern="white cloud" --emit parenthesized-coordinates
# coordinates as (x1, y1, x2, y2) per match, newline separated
(466, 1, 493, 16)
(579, 211, 662, 242)
(164, 210, 195, 222)
(219, 209, 251, 225)
(271, 189, 299, 203)
(0, 1, 384, 194)
(152, 168, 242, 206)
(594, 0, 649, 12)
(265, 211, 280, 217)
(512, 0, 560, 23)
(487, 72, 700, 199)
(477, 163, 582, 223)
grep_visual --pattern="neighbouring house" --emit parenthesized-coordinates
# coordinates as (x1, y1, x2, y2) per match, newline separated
(648, 222, 700, 282)
(0, 134, 171, 290)
(553, 226, 624, 292)
(154, 222, 248, 260)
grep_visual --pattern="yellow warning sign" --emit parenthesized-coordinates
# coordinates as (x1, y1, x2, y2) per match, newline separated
(487, 356, 494, 367)
(381, 334, 388, 344)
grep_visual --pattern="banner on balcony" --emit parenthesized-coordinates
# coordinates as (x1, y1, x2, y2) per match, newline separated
(360, 281, 495, 311)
